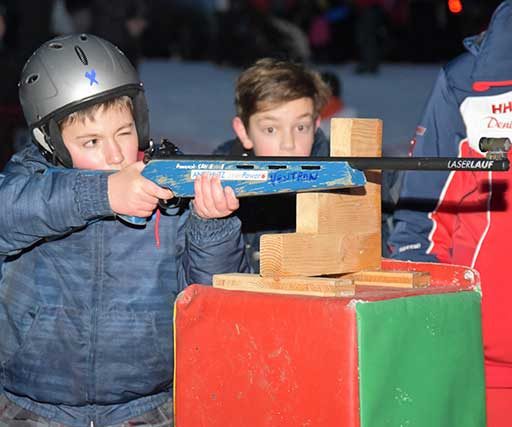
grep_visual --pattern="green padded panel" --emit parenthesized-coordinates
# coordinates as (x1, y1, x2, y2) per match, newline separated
(356, 291, 485, 427)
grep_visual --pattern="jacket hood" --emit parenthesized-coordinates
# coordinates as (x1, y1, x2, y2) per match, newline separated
(467, 1, 512, 83)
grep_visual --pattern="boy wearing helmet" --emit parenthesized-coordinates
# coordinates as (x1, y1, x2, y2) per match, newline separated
(0, 34, 247, 427)
(214, 58, 331, 272)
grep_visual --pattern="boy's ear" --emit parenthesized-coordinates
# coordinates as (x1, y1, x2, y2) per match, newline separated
(232, 117, 254, 150)
(314, 116, 321, 130)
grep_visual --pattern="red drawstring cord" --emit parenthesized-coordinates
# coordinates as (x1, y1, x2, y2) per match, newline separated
(154, 209, 161, 249)
(139, 149, 161, 248)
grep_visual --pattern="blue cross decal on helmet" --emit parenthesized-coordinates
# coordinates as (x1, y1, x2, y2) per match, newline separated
(85, 69, 99, 86)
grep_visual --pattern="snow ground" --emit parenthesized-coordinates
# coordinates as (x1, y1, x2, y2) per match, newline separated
(140, 60, 441, 156)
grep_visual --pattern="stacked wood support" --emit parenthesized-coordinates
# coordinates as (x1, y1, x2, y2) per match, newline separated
(213, 118, 431, 293)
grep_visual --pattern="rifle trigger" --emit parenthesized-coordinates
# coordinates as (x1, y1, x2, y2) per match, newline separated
(158, 197, 184, 214)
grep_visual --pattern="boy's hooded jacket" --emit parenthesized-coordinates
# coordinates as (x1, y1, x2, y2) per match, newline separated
(0, 145, 247, 426)
(389, 0, 512, 388)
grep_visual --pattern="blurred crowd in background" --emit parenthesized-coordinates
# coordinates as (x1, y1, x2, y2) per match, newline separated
(0, 0, 504, 168)
(141, 0, 502, 68)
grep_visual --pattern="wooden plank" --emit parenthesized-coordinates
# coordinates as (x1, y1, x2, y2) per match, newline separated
(213, 273, 354, 297)
(296, 118, 382, 239)
(296, 189, 380, 236)
(330, 118, 383, 157)
(259, 232, 380, 277)
(343, 270, 430, 288)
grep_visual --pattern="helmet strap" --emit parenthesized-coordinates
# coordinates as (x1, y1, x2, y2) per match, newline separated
(133, 90, 150, 150)
(48, 119, 73, 168)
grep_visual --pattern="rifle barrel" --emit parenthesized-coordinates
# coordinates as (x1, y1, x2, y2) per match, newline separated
(345, 157, 509, 171)
(164, 155, 509, 172)
(149, 139, 510, 172)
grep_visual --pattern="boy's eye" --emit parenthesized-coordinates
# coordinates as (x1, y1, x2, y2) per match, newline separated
(297, 124, 310, 132)
(83, 139, 98, 148)
(119, 129, 133, 137)
(264, 127, 275, 134)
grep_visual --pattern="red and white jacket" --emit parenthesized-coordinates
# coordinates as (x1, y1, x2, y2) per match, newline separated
(389, 0, 512, 388)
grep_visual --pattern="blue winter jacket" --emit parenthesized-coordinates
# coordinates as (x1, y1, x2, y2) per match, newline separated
(0, 144, 248, 426)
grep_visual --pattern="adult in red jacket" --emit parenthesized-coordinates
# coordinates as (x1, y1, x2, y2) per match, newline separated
(388, 2, 512, 425)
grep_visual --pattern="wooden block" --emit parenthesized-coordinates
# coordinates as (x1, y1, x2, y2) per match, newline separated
(259, 232, 380, 277)
(296, 119, 382, 254)
(213, 273, 355, 297)
(343, 270, 430, 288)
(296, 189, 381, 236)
(329, 118, 383, 157)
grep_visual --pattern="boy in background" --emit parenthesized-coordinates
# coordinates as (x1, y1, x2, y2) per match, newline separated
(214, 58, 330, 272)
(0, 34, 247, 427)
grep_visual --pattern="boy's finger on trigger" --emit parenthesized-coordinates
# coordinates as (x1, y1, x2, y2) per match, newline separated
(144, 179, 171, 199)
(158, 187, 174, 200)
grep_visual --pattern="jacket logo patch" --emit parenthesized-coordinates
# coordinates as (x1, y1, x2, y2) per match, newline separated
(491, 101, 512, 114)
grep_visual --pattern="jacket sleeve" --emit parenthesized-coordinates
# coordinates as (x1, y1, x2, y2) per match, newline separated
(388, 68, 467, 262)
(177, 206, 249, 288)
(0, 151, 113, 255)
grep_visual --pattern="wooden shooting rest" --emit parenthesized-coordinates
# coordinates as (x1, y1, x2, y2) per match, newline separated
(213, 118, 429, 296)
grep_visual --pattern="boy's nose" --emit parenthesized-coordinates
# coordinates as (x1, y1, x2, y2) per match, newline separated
(280, 132, 296, 152)
(104, 140, 124, 165)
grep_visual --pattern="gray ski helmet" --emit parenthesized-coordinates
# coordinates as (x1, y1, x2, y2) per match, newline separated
(18, 33, 149, 167)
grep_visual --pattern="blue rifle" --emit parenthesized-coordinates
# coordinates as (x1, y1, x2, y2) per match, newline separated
(123, 137, 510, 225)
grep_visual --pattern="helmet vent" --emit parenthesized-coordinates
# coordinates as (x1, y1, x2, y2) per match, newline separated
(49, 42, 63, 49)
(25, 73, 39, 85)
(74, 46, 88, 65)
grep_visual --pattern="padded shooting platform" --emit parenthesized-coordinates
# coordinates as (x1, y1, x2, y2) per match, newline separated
(176, 260, 486, 427)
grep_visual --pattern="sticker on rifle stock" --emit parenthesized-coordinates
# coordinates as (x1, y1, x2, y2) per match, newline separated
(190, 169, 269, 181)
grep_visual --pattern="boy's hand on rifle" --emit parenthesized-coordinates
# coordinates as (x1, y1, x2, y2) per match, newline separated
(108, 161, 174, 218)
(192, 174, 239, 219)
